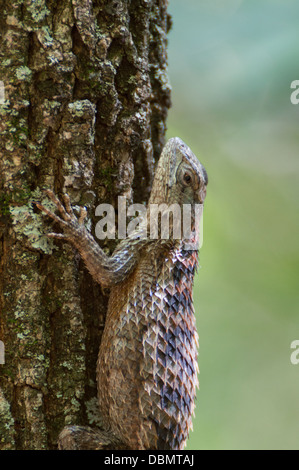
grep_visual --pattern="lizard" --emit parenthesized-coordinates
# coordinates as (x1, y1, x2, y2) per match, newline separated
(35, 137, 208, 450)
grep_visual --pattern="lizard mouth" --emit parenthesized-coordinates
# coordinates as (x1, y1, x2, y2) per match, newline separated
(201, 165, 208, 186)
(197, 186, 207, 204)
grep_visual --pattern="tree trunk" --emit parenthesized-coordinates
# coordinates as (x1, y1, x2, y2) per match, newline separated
(0, 0, 171, 450)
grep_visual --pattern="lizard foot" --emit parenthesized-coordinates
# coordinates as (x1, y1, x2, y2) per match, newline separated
(34, 190, 87, 242)
(58, 425, 129, 450)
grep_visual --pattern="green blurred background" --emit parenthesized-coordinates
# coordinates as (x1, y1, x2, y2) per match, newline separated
(166, 0, 299, 450)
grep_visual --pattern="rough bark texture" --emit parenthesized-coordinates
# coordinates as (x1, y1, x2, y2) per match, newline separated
(0, 0, 171, 450)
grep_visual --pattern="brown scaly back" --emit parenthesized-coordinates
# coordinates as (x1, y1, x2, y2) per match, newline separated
(97, 137, 208, 449)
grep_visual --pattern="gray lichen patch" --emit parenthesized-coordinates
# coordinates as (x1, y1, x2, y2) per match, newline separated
(23, 386, 48, 449)
(0, 388, 15, 449)
(85, 396, 103, 428)
(68, 99, 96, 119)
(15, 66, 32, 82)
(9, 189, 55, 254)
(22, 0, 50, 26)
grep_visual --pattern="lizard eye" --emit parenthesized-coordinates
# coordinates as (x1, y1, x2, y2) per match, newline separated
(183, 172, 192, 186)
(176, 163, 195, 188)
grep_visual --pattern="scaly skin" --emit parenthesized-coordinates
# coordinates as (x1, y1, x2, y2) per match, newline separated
(35, 137, 208, 450)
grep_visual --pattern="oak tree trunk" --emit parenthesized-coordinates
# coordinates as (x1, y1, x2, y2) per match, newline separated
(0, 0, 171, 450)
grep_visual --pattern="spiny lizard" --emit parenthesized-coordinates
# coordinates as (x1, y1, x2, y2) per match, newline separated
(35, 137, 208, 450)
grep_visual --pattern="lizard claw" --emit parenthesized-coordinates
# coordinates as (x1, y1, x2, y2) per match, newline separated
(44, 189, 72, 222)
(78, 206, 87, 225)
(47, 232, 69, 240)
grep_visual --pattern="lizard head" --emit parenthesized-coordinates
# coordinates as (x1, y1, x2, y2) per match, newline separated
(149, 137, 208, 206)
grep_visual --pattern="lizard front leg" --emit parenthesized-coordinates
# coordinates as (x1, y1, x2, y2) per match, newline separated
(35, 190, 141, 288)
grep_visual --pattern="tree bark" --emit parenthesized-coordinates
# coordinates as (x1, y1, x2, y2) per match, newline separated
(0, 0, 171, 450)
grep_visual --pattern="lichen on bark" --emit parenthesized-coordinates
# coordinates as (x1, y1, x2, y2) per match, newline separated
(0, 0, 171, 449)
